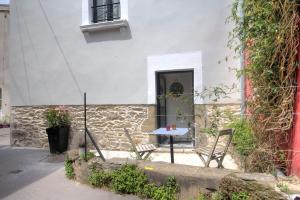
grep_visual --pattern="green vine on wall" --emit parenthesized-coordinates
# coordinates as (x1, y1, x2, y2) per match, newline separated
(230, 0, 300, 172)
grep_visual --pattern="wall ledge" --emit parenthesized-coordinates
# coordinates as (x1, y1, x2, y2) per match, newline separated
(80, 20, 128, 32)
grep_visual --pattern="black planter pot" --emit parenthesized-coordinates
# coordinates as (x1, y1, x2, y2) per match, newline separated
(57, 126, 70, 153)
(46, 126, 70, 154)
(46, 127, 59, 154)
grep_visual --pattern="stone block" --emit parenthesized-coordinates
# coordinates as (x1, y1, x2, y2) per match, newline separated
(219, 174, 285, 200)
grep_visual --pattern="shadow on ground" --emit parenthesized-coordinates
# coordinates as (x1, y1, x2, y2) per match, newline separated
(0, 146, 64, 199)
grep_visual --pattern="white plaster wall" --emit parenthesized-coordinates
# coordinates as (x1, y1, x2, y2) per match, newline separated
(9, 0, 240, 106)
(0, 6, 10, 116)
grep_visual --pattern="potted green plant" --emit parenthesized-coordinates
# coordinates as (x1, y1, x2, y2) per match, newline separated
(45, 106, 71, 154)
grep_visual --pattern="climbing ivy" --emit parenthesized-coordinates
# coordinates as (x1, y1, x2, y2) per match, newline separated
(230, 0, 300, 172)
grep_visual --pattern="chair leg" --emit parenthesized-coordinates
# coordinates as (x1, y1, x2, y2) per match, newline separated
(197, 153, 207, 166)
(205, 159, 211, 167)
(140, 152, 145, 157)
(217, 155, 226, 168)
(143, 151, 153, 160)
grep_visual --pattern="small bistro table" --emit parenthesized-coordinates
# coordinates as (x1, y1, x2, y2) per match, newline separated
(149, 128, 190, 164)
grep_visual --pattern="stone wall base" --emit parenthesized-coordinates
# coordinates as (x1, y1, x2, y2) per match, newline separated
(10, 103, 240, 151)
(11, 105, 156, 151)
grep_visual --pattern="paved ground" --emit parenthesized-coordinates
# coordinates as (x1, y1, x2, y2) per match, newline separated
(0, 129, 139, 200)
(97, 149, 238, 170)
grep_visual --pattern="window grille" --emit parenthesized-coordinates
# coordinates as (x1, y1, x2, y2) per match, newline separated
(92, 0, 120, 23)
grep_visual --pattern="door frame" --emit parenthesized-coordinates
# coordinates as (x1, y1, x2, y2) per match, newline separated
(155, 70, 195, 147)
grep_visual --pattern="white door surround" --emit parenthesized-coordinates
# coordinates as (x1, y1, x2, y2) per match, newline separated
(147, 51, 203, 104)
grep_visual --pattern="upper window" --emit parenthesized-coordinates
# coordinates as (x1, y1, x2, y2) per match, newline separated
(92, 0, 120, 23)
(81, 0, 128, 32)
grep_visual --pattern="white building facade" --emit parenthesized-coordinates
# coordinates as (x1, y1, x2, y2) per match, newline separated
(0, 3, 9, 119)
(9, 0, 241, 149)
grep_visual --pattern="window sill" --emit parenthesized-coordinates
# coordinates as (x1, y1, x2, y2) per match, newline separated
(80, 19, 128, 32)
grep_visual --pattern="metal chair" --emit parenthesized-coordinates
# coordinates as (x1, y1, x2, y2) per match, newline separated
(124, 128, 156, 160)
(194, 129, 234, 168)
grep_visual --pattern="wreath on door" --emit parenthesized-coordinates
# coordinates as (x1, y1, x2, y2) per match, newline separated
(169, 82, 184, 97)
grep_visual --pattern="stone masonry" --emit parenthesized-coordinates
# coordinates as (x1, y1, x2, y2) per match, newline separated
(10, 103, 240, 150)
(11, 105, 156, 150)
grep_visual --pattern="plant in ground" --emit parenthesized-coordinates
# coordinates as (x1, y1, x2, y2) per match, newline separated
(231, 192, 249, 200)
(277, 183, 290, 194)
(211, 192, 224, 200)
(228, 118, 256, 157)
(80, 151, 95, 161)
(111, 164, 148, 194)
(88, 166, 112, 187)
(151, 176, 179, 200)
(67, 162, 180, 199)
(64, 158, 75, 179)
(229, 0, 300, 172)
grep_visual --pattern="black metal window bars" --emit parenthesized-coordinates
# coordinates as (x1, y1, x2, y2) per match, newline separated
(92, 0, 121, 23)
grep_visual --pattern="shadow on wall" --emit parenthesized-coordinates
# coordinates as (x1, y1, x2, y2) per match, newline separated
(83, 26, 132, 43)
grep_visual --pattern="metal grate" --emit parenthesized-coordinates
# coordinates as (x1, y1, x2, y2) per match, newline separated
(92, 0, 120, 23)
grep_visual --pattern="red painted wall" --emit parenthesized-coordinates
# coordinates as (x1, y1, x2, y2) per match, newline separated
(244, 44, 299, 177)
(290, 41, 300, 177)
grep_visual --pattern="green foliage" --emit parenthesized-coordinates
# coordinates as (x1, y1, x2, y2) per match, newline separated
(111, 164, 148, 194)
(45, 106, 71, 128)
(85, 164, 180, 199)
(229, 0, 299, 172)
(231, 192, 249, 200)
(151, 177, 179, 200)
(64, 158, 75, 179)
(197, 194, 206, 200)
(228, 118, 256, 156)
(141, 183, 158, 199)
(277, 183, 290, 194)
(211, 192, 224, 200)
(88, 166, 112, 187)
(80, 152, 95, 161)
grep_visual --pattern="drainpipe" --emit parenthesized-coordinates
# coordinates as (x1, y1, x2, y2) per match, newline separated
(238, 0, 246, 116)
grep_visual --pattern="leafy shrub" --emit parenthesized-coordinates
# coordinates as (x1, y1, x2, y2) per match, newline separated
(80, 152, 95, 161)
(228, 118, 256, 156)
(141, 183, 158, 199)
(150, 177, 178, 200)
(88, 166, 112, 187)
(45, 106, 70, 128)
(277, 183, 290, 194)
(111, 164, 148, 194)
(64, 159, 75, 179)
(231, 192, 249, 200)
(211, 192, 224, 200)
(70, 162, 180, 199)
(197, 194, 206, 200)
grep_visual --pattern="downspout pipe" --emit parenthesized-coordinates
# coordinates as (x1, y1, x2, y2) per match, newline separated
(238, 0, 246, 116)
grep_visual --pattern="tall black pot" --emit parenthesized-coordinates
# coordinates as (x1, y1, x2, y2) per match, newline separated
(46, 127, 59, 154)
(46, 126, 70, 154)
(57, 126, 70, 153)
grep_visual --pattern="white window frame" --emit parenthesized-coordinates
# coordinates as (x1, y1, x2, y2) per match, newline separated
(80, 0, 128, 32)
(147, 51, 203, 105)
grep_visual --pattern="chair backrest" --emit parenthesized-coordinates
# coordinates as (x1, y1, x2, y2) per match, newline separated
(207, 129, 234, 160)
(124, 128, 141, 159)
